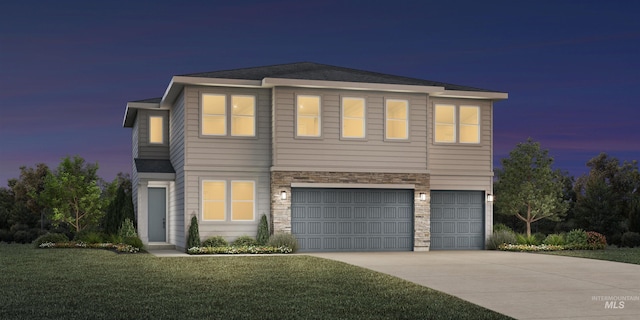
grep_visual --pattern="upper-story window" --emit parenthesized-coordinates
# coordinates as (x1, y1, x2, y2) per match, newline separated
(202, 94, 255, 137)
(341, 97, 366, 139)
(231, 96, 255, 136)
(149, 116, 164, 144)
(434, 104, 480, 144)
(385, 99, 408, 140)
(296, 95, 321, 137)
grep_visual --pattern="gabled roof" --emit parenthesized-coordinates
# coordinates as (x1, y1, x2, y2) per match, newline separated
(180, 62, 496, 93)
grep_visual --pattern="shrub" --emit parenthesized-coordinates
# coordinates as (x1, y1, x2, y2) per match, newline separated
(13, 230, 31, 244)
(202, 236, 228, 247)
(76, 231, 105, 244)
(543, 234, 565, 246)
(33, 233, 69, 247)
(123, 236, 144, 249)
(493, 223, 513, 233)
(586, 231, 607, 249)
(267, 233, 299, 253)
(257, 214, 270, 245)
(187, 216, 201, 249)
(233, 235, 257, 247)
(118, 219, 137, 239)
(107, 234, 123, 244)
(487, 230, 517, 250)
(620, 232, 640, 248)
(0, 229, 11, 243)
(566, 229, 588, 247)
(516, 234, 541, 245)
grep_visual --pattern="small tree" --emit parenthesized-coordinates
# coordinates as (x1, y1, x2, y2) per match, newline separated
(257, 214, 269, 245)
(494, 139, 568, 236)
(187, 215, 200, 249)
(38, 156, 104, 233)
(103, 174, 135, 235)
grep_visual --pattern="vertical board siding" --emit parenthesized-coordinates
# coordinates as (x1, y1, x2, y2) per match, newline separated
(185, 170, 270, 242)
(183, 86, 272, 169)
(137, 109, 170, 159)
(272, 87, 427, 171)
(428, 98, 493, 173)
(170, 93, 186, 248)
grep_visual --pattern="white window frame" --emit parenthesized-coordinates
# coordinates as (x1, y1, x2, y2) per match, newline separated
(341, 97, 366, 139)
(385, 99, 409, 140)
(231, 95, 256, 137)
(148, 115, 164, 144)
(202, 180, 226, 221)
(296, 95, 322, 138)
(434, 104, 481, 144)
(230, 180, 256, 221)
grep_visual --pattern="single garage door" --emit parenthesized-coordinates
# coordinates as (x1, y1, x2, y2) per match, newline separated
(430, 191, 485, 250)
(291, 188, 413, 252)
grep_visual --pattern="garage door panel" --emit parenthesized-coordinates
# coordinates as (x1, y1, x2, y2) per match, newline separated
(293, 188, 413, 252)
(431, 191, 485, 250)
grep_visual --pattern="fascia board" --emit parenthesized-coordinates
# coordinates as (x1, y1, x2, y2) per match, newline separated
(431, 90, 508, 100)
(262, 77, 445, 93)
(160, 76, 263, 108)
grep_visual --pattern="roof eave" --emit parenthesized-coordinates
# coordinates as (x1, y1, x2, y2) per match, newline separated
(262, 77, 445, 93)
(161, 76, 263, 108)
(122, 101, 162, 127)
(431, 90, 508, 100)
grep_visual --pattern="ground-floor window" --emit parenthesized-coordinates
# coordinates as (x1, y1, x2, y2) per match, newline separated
(202, 180, 255, 221)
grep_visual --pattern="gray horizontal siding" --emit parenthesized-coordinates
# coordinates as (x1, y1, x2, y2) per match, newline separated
(170, 93, 185, 249)
(273, 87, 427, 172)
(137, 109, 170, 159)
(427, 97, 493, 174)
(184, 170, 270, 242)
(430, 175, 492, 191)
(131, 119, 139, 217)
(183, 86, 271, 169)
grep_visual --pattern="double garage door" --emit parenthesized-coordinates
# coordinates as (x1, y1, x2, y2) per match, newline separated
(291, 188, 413, 252)
(291, 188, 485, 252)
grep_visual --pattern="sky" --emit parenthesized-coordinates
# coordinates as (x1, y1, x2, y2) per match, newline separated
(1, 0, 639, 185)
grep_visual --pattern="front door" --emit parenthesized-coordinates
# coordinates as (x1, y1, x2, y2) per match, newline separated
(148, 187, 166, 242)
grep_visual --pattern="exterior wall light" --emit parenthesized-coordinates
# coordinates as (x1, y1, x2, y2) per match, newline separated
(281, 191, 287, 200)
(419, 193, 427, 201)
(487, 194, 494, 202)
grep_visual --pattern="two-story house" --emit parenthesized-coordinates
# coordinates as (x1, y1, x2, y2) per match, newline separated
(122, 62, 507, 252)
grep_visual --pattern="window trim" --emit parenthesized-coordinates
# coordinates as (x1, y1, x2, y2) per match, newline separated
(295, 94, 322, 138)
(384, 99, 409, 141)
(341, 97, 366, 140)
(148, 115, 164, 144)
(230, 95, 256, 137)
(230, 180, 256, 221)
(202, 180, 226, 221)
(434, 104, 481, 145)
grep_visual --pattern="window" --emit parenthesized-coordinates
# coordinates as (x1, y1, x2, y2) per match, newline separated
(341, 97, 365, 138)
(149, 116, 164, 144)
(231, 181, 255, 221)
(231, 96, 255, 136)
(201, 180, 255, 221)
(434, 105, 480, 144)
(202, 94, 256, 137)
(385, 99, 408, 140)
(202, 94, 226, 135)
(297, 95, 321, 137)
(202, 181, 225, 221)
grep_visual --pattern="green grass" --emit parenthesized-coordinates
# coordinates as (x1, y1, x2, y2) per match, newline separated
(0, 244, 511, 320)
(541, 247, 640, 265)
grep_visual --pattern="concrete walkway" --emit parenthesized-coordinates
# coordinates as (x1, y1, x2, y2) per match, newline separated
(308, 251, 640, 320)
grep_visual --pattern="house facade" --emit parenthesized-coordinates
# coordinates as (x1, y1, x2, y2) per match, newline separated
(122, 62, 507, 252)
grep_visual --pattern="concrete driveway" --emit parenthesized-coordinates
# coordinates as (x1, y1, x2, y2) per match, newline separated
(308, 251, 640, 320)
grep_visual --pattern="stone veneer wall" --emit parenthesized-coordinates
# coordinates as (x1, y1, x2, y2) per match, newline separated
(270, 171, 431, 251)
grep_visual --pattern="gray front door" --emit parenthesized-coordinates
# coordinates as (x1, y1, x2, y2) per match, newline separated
(291, 188, 413, 252)
(430, 191, 484, 250)
(148, 187, 166, 242)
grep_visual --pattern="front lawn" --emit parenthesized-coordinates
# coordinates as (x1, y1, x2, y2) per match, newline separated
(0, 244, 511, 320)
(541, 247, 640, 265)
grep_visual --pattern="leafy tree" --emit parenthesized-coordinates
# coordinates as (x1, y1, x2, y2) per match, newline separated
(494, 139, 568, 236)
(102, 174, 135, 235)
(7, 164, 50, 229)
(38, 156, 104, 233)
(574, 153, 640, 242)
(0, 187, 13, 230)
